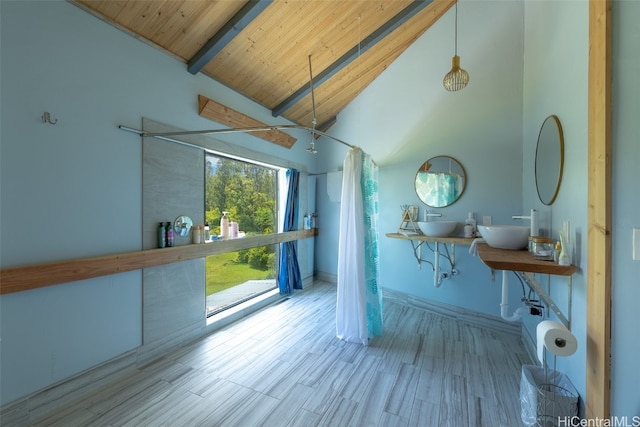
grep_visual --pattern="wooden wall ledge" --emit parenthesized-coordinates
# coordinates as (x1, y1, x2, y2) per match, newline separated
(476, 243, 578, 276)
(0, 229, 316, 296)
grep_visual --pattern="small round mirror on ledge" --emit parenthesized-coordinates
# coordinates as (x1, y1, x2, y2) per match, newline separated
(174, 215, 193, 237)
(414, 156, 466, 208)
(535, 115, 564, 205)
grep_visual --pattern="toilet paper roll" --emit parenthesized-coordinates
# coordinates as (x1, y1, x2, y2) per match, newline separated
(536, 320, 578, 364)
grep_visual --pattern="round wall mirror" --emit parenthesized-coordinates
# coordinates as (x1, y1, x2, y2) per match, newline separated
(535, 115, 564, 205)
(174, 215, 193, 237)
(415, 156, 466, 208)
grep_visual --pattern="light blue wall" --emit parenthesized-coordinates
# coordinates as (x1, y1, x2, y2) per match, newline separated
(316, 1, 525, 316)
(317, 0, 637, 415)
(611, 0, 640, 416)
(521, 1, 640, 417)
(521, 0, 589, 411)
(1, 0, 637, 415)
(0, 1, 315, 405)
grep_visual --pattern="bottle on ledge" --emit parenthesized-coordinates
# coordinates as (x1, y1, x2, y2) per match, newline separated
(220, 211, 230, 240)
(464, 212, 477, 238)
(165, 222, 175, 247)
(158, 222, 166, 248)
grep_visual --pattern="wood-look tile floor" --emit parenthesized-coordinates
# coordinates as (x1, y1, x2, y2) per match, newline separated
(34, 281, 532, 427)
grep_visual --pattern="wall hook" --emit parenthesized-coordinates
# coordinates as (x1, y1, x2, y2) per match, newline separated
(42, 112, 58, 125)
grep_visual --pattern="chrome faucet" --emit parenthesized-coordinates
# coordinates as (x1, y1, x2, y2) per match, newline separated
(424, 209, 442, 222)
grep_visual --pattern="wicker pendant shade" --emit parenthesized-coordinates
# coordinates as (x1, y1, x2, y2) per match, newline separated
(443, 3, 469, 92)
(443, 55, 469, 91)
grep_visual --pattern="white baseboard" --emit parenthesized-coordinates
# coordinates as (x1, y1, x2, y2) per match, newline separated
(314, 270, 336, 285)
(382, 287, 522, 336)
(314, 274, 521, 336)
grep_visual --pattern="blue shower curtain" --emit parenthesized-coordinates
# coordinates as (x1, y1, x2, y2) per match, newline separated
(336, 148, 383, 344)
(277, 169, 302, 295)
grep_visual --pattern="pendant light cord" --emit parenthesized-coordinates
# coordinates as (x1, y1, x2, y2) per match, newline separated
(307, 55, 318, 153)
(308, 55, 317, 128)
(454, 2, 458, 56)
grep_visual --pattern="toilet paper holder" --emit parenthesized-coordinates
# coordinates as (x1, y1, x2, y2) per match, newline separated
(537, 320, 578, 366)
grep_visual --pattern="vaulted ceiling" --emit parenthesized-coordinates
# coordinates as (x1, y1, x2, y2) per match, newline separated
(72, 0, 455, 132)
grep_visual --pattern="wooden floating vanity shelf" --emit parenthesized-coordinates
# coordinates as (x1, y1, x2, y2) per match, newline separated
(388, 233, 578, 276)
(475, 243, 578, 328)
(0, 229, 316, 296)
(385, 232, 473, 246)
(476, 243, 578, 276)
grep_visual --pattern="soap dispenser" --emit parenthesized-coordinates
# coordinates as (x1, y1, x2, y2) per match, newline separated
(464, 212, 477, 238)
(220, 211, 230, 240)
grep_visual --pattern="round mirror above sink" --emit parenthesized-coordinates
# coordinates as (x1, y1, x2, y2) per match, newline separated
(415, 156, 466, 208)
(535, 115, 564, 205)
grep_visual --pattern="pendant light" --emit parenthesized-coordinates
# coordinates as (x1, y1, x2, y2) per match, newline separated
(443, 2, 469, 92)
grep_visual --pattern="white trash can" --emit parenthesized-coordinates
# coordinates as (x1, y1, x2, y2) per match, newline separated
(520, 365, 579, 426)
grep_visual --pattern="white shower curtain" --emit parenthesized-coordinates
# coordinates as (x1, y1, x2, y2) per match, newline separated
(336, 147, 383, 345)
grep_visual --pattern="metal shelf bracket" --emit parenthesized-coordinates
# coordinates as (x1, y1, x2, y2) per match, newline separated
(516, 271, 571, 329)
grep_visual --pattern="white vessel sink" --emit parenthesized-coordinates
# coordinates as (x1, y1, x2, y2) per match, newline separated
(417, 221, 457, 238)
(477, 225, 529, 250)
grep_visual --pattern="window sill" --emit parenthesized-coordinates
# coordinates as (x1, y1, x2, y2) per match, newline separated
(205, 288, 283, 332)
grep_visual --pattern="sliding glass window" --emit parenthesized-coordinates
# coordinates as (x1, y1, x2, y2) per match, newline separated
(204, 153, 281, 316)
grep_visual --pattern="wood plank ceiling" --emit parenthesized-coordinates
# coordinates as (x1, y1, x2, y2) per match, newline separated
(73, 0, 455, 133)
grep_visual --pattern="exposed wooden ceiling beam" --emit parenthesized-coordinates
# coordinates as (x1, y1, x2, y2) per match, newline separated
(198, 95, 297, 148)
(271, 0, 435, 118)
(187, 0, 273, 75)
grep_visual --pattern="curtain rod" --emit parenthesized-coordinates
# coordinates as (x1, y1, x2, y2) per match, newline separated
(118, 124, 354, 149)
(119, 125, 206, 151)
(118, 124, 377, 166)
(308, 171, 342, 176)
